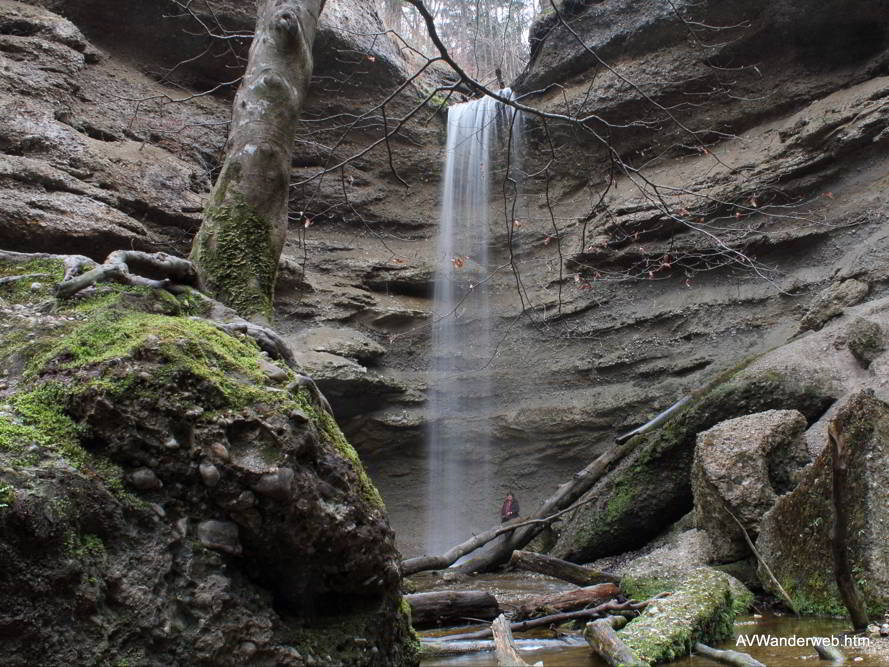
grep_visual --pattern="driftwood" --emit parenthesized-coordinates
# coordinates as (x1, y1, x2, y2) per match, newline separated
(402, 510, 578, 576)
(694, 642, 766, 667)
(615, 395, 692, 444)
(512, 583, 620, 621)
(509, 550, 621, 586)
(492, 614, 536, 666)
(584, 616, 646, 667)
(828, 420, 870, 630)
(814, 640, 846, 663)
(420, 637, 584, 657)
(405, 590, 499, 627)
(442, 597, 653, 642)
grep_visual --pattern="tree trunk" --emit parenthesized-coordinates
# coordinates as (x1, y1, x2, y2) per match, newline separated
(453, 438, 642, 574)
(492, 614, 532, 666)
(405, 591, 500, 627)
(509, 550, 621, 586)
(190, 0, 325, 323)
(513, 583, 620, 621)
(584, 617, 646, 667)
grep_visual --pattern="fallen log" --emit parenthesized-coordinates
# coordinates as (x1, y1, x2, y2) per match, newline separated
(513, 583, 620, 621)
(420, 637, 583, 657)
(405, 590, 499, 627)
(509, 550, 621, 586)
(694, 642, 766, 667)
(492, 614, 535, 666)
(584, 616, 646, 667)
(451, 440, 643, 575)
(442, 597, 653, 642)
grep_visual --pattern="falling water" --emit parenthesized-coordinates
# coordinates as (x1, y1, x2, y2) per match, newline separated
(425, 90, 523, 555)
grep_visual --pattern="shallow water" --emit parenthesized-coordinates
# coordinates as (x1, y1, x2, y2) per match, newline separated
(416, 571, 889, 666)
(422, 608, 886, 666)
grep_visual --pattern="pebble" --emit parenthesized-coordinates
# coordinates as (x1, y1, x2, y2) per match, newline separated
(197, 520, 242, 555)
(210, 443, 230, 462)
(199, 463, 221, 488)
(253, 467, 294, 501)
(130, 468, 162, 491)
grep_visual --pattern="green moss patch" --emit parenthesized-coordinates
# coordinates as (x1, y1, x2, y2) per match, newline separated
(191, 194, 278, 322)
(0, 257, 65, 304)
(620, 568, 752, 665)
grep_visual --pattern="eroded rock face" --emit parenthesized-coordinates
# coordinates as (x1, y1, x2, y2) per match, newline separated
(692, 410, 810, 563)
(0, 273, 418, 666)
(756, 391, 889, 616)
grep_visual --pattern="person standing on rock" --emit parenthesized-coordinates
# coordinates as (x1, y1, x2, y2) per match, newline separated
(500, 491, 519, 523)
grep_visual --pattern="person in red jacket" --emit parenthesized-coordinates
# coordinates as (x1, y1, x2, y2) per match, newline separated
(500, 491, 519, 523)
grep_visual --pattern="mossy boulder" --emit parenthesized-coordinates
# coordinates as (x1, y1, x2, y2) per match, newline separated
(550, 368, 836, 563)
(0, 269, 419, 666)
(846, 318, 886, 369)
(755, 390, 889, 618)
(619, 568, 753, 665)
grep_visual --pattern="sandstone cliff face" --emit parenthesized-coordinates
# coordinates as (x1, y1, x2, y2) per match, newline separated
(4, 0, 889, 566)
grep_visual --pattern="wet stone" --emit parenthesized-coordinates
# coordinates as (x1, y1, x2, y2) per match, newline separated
(197, 520, 242, 556)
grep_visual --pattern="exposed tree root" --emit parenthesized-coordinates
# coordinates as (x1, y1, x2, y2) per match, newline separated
(54, 250, 198, 298)
(0, 248, 308, 380)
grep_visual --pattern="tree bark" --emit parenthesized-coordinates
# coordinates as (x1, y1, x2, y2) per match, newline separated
(828, 421, 870, 631)
(190, 0, 325, 323)
(492, 614, 532, 666)
(584, 617, 646, 667)
(513, 583, 620, 621)
(405, 591, 499, 627)
(509, 550, 621, 586)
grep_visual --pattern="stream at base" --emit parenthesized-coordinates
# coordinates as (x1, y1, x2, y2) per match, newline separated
(416, 574, 889, 667)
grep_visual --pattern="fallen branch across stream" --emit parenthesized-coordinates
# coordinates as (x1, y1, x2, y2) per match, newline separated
(435, 597, 656, 642)
(693, 642, 766, 667)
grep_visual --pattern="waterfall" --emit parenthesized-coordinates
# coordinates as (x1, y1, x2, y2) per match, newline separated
(425, 90, 523, 556)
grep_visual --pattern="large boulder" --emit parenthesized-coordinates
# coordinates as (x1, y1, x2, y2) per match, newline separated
(549, 368, 835, 564)
(0, 259, 419, 666)
(692, 409, 810, 563)
(756, 390, 889, 616)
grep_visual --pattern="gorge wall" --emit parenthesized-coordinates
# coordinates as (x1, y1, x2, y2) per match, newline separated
(2, 0, 889, 570)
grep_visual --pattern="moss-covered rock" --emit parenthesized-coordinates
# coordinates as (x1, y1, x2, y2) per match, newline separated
(0, 273, 419, 666)
(619, 568, 753, 665)
(755, 390, 889, 618)
(550, 368, 836, 563)
(846, 318, 886, 369)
